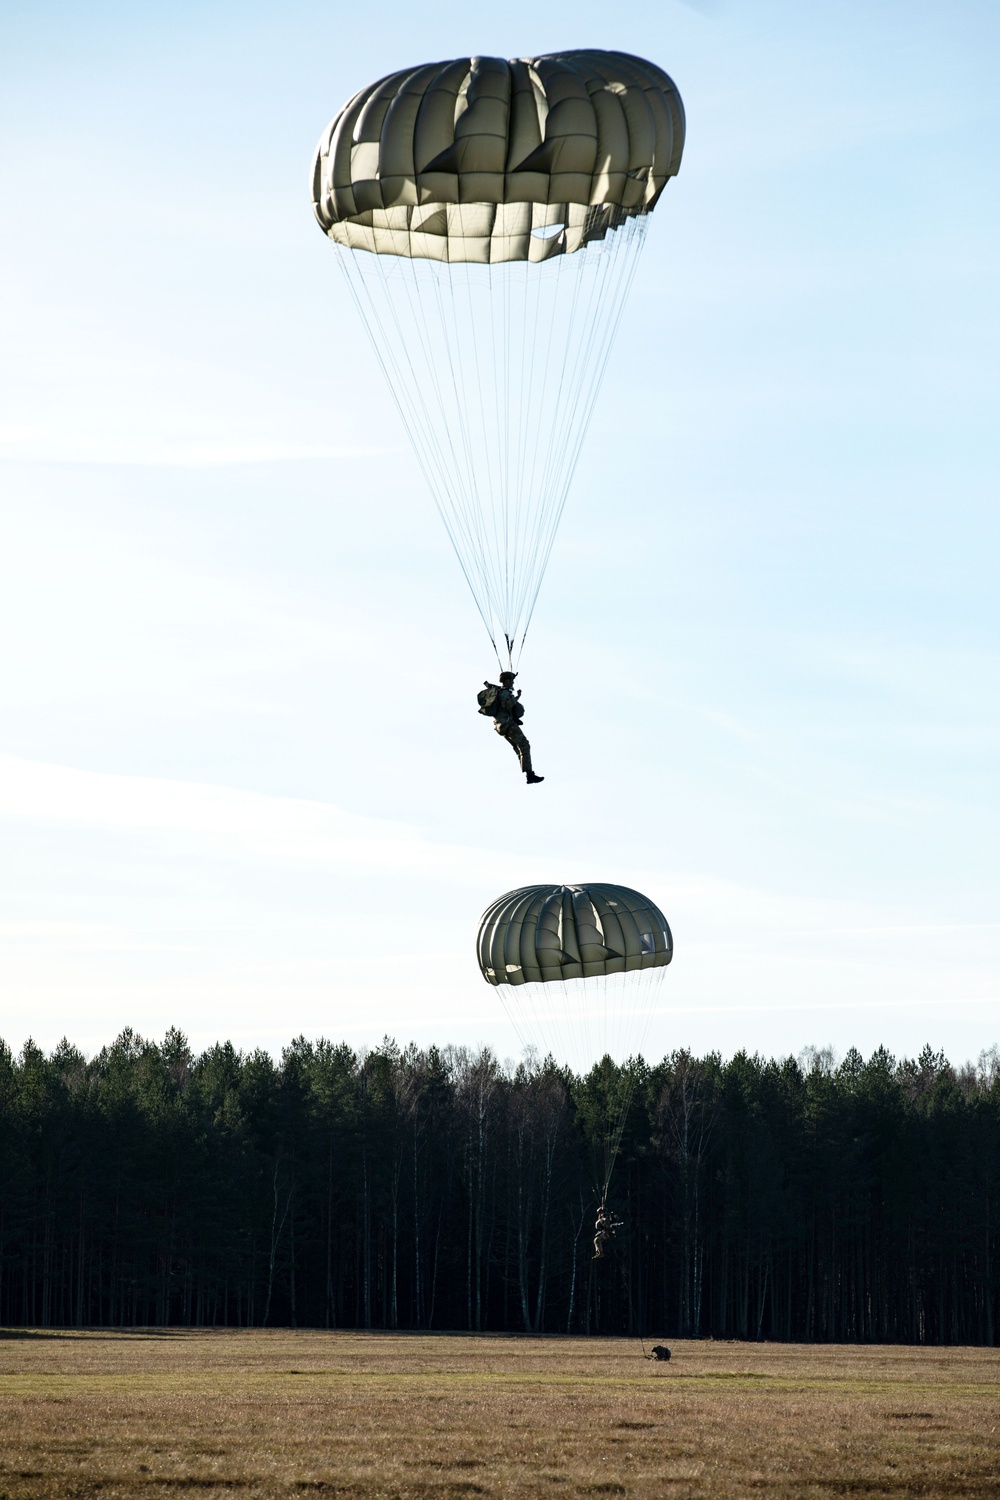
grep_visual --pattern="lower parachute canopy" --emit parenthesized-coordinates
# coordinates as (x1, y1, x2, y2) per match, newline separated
(477, 882, 672, 1070)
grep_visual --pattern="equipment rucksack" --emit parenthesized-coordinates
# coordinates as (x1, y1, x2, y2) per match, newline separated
(477, 683, 500, 716)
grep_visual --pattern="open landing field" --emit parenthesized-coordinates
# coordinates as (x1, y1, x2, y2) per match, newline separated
(0, 1331, 997, 1499)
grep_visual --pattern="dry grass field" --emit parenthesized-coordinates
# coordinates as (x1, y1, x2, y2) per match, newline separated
(0, 1329, 997, 1499)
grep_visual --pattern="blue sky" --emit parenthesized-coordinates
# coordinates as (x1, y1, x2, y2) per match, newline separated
(1, 0, 997, 1066)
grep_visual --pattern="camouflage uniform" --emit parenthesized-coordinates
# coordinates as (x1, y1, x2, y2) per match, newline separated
(492, 686, 535, 776)
(593, 1209, 622, 1260)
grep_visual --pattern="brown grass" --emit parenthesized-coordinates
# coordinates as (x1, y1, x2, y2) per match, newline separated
(0, 1330, 997, 1498)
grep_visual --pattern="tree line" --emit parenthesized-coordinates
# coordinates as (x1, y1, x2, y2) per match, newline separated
(1, 1030, 997, 1343)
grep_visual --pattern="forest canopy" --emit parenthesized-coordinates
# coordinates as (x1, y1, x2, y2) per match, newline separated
(1, 1031, 997, 1344)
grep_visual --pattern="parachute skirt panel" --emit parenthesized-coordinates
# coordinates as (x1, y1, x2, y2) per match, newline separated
(313, 50, 685, 667)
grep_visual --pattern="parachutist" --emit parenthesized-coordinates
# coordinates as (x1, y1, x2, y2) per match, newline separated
(478, 670, 544, 784)
(592, 1204, 623, 1260)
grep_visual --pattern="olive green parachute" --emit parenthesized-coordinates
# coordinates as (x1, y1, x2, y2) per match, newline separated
(312, 51, 685, 263)
(477, 882, 672, 985)
(313, 52, 686, 667)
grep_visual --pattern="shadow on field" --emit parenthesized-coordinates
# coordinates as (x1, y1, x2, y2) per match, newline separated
(0, 1327, 216, 1342)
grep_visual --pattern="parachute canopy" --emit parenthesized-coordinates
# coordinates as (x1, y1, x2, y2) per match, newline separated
(478, 882, 673, 986)
(312, 51, 685, 263)
(313, 51, 685, 667)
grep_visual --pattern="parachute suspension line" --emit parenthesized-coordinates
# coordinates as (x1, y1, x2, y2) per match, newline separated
(520, 239, 598, 642)
(493, 961, 667, 1206)
(402, 249, 502, 619)
(336, 216, 649, 667)
(515, 241, 593, 621)
(507, 219, 649, 652)
(436, 248, 518, 653)
(605, 960, 668, 1203)
(384, 254, 495, 624)
(338, 249, 501, 654)
(427, 261, 504, 629)
(500, 259, 513, 634)
(488, 261, 509, 624)
(494, 965, 666, 1102)
(508, 248, 567, 645)
(514, 216, 650, 651)
(393, 250, 513, 658)
(483, 260, 506, 619)
(336, 254, 474, 601)
(511, 245, 598, 642)
(511, 256, 547, 658)
(451, 261, 500, 612)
